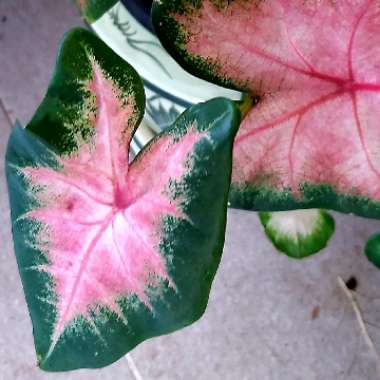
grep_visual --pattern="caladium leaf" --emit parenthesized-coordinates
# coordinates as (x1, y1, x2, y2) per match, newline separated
(153, 0, 380, 218)
(259, 209, 334, 258)
(75, 0, 118, 23)
(5, 28, 240, 371)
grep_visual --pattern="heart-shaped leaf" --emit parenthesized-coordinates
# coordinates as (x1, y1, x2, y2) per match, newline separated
(153, 0, 380, 218)
(259, 209, 335, 258)
(76, 0, 118, 23)
(6, 28, 240, 371)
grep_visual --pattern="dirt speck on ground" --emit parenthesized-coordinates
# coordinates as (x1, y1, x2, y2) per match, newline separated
(345, 276, 358, 291)
(311, 306, 320, 320)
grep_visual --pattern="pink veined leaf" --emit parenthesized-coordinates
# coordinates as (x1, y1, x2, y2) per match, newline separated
(6, 28, 240, 371)
(154, 0, 380, 214)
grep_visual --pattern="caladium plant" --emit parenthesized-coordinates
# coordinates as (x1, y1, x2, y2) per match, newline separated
(152, 0, 380, 218)
(5, 28, 240, 371)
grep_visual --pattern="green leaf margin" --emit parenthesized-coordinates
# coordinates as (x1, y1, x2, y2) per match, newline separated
(152, 0, 245, 91)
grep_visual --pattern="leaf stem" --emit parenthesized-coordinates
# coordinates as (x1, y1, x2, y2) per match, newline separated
(235, 94, 255, 120)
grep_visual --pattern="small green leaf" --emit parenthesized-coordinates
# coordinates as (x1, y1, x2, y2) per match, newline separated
(365, 233, 380, 269)
(259, 209, 335, 259)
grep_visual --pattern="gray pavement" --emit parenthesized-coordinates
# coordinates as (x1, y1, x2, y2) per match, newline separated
(2, 1, 380, 379)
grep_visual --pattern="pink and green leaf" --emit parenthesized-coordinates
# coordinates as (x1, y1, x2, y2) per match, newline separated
(5, 28, 240, 371)
(75, 0, 118, 23)
(259, 209, 334, 259)
(153, 0, 380, 219)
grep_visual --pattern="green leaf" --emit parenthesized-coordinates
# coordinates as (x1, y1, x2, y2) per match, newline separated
(365, 233, 380, 269)
(75, 0, 118, 23)
(259, 209, 335, 259)
(5, 28, 240, 371)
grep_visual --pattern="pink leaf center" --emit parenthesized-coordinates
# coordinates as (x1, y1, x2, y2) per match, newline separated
(175, 0, 380, 198)
(23, 60, 204, 354)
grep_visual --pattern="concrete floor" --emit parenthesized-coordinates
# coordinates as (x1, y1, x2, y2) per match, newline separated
(2, 1, 380, 379)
